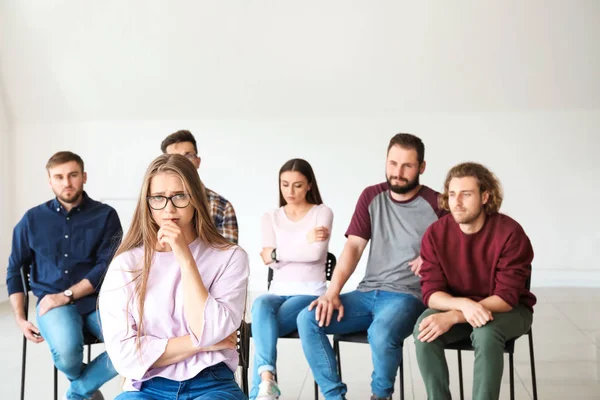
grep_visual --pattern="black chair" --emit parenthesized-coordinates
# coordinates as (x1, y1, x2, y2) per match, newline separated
(333, 333, 405, 400)
(240, 252, 337, 399)
(19, 265, 102, 400)
(445, 274, 538, 400)
(236, 320, 250, 395)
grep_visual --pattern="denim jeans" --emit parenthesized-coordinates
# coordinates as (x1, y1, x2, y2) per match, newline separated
(296, 290, 425, 400)
(115, 362, 247, 399)
(249, 294, 317, 400)
(36, 304, 118, 400)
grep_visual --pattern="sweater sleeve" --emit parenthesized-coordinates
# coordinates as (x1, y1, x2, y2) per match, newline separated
(493, 227, 534, 308)
(188, 247, 249, 348)
(276, 206, 334, 263)
(345, 188, 373, 240)
(419, 226, 449, 307)
(98, 255, 169, 380)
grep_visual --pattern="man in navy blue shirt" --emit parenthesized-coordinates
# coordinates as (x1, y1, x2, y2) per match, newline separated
(6, 151, 122, 400)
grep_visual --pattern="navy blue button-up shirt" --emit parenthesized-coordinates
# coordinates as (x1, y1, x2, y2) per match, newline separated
(6, 192, 122, 315)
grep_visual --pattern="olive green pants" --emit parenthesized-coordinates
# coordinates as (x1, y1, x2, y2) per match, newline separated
(413, 306, 532, 400)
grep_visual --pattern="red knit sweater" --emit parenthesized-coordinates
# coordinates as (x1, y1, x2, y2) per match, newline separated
(420, 213, 536, 312)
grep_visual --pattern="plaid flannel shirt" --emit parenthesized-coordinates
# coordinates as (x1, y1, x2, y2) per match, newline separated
(205, 188, 238, 244)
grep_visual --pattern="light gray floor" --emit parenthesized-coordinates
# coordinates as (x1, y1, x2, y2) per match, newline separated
(1, 288, 599, 399)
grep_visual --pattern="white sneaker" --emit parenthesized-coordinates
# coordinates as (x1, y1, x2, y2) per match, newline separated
(256, 379, 281, 400)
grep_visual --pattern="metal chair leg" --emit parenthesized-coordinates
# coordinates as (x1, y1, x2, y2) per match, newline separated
(334, 339, 342, 379)
(87, 344, 91, 364)
(528, 331, 538, 400)
(399, 361, 404, 400)
(20, 336, 27, 400)
(241, 365, 249, 396)
(314, 380, 319, 400)
(54, 366, 58, 400)
(457, 350, 464, 400)
(509, 352, 515, 400)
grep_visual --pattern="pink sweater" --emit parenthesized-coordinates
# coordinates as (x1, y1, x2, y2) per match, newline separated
(99, 240, 248, 391)
(261, 204, 334, 295)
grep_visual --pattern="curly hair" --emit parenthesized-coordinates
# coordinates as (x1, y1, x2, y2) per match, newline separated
(440, 162, 503, 215)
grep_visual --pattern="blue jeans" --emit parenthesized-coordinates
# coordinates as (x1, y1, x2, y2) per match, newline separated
(249, 294, 317, 400)
(36, 304, 118, 400)
(115, 362, 246, 399)
(296, 290, 425, 400)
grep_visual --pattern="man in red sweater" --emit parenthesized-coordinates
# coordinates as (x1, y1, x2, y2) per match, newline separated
(413, 162, 535, 400)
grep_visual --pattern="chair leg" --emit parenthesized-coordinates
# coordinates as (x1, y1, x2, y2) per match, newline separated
(457, 350, 464, 400)
(241, 366, 249, 396)
(528, 332, 538, 400)
(20, 336, 27, 400)
(334, 339, 342, 379)
(399, 361, 404, 400)
(509, 352, 515, 400)
(314, 380, 319, 400)
(54, 366, 58, 400)
(87, 344, 92, 364)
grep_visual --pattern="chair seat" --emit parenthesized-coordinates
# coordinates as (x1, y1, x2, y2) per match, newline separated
(333, 331, 368, 344)
(444, 336, 518, 353)
(83, 331, 101, 346)
(246, 323, 300, 339)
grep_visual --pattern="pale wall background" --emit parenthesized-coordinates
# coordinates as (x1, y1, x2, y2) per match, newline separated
(1, 1, 599, 298)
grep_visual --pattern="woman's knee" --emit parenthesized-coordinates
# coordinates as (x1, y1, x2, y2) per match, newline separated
(251, 295, 279, 317)
(295, 307, 318, 333)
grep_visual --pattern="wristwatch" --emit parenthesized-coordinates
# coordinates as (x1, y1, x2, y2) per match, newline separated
(270, 249, 278, 263)
(63, 289, 74, 304)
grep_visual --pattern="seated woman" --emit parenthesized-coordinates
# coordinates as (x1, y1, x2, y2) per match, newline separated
(250, 158, 334, 400)
(99, 154, 249, 400)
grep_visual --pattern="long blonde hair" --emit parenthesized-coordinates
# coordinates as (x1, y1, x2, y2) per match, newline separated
(115, 154, 232, 352)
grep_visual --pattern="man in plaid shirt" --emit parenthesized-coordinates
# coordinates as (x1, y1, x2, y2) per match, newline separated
(161, 130, 239, 244)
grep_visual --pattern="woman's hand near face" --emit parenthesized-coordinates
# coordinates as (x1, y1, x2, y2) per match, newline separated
(158, 221, 190, 254)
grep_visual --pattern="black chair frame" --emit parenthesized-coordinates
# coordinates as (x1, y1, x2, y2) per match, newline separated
(19, 265, 101, 400)
(445, 272, 538, 400)
(239, 252, 337, 399)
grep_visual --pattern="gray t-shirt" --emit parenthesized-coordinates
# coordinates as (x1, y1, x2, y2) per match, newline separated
(345, 183, 445, 299)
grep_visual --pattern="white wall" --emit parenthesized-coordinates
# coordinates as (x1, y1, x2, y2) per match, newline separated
(9, 112, 600, 291)
(0, 84, 12, 301)
(1, 1, 599, 292)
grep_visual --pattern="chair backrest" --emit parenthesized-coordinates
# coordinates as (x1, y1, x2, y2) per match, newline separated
(267, 252, 337, 290)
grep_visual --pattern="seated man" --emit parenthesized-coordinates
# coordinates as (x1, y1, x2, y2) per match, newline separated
(6, 151, 122, 400)
(414, 162, 535, 400)
(160, 129, 239, 244)
(297, 133, 446, 400)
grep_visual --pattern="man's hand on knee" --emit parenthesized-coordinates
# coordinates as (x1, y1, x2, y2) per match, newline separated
(417, 311, 457, 343)
(308, 293, 344, 327)
(38, 293, 70, 316)
(459, 299, 493, 328)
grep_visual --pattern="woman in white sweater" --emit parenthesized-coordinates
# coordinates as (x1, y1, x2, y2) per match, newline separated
(250, 158, 334, 400)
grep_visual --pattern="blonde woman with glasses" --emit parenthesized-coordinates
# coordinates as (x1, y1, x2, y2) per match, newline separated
(99, 154, 248, 399)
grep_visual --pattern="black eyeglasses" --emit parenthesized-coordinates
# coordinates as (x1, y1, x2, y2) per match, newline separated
(146, 194, 191, 210)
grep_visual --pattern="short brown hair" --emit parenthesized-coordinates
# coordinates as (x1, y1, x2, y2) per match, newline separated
(440, 162, 503, 215)
(46, 151, 84, 172)
(160, 130, 198, 154)
(388, 133, 425, 164)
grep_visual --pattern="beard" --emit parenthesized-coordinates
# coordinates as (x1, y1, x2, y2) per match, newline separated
(451, 206, 483, 225)
(56, 187, 83, 204)
(387, 174, 420, 194)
